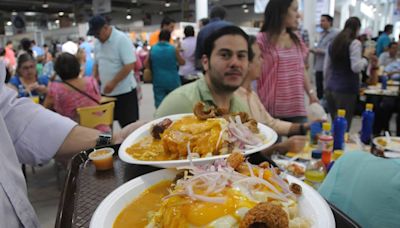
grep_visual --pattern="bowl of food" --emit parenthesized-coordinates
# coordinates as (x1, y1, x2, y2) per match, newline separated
(91, 153, 335, 228)
(119, 103, 278, 168)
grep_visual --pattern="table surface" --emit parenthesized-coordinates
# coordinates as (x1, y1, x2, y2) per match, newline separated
(56, 145, 360, 228)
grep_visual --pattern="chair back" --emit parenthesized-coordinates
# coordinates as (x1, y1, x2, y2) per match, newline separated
(77, 102, 115, 130)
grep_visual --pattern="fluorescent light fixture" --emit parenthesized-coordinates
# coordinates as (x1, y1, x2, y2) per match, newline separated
(126, 14, 132, 20)
(24, 12, 37, 16)
(42, 1, 48, 8)
(244, 8, 249, 13)
(11, 11, 17, 16)
(242, 4, 248, 9)
(58, 11, 64, 16)
(55, 20, 60, 24)
(165, 1, 170, 7)
(6, 21, 12, 26)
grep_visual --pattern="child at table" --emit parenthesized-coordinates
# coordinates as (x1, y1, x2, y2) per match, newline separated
(43, 53, 110, 132)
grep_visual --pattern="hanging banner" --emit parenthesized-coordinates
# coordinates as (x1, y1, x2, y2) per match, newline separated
(254, 0, 269, 14)
(93, 0, 111, 14)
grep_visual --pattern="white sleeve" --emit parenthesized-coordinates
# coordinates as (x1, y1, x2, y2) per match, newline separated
(1, 86, 77, 165)
(349, 40, 368, 73)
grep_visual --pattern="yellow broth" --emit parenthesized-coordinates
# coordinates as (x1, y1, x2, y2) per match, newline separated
(113, 180, 172, 228)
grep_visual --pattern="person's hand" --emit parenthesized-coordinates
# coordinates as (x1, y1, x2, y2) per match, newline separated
(26, 82, 39, 93)
(309, 93, 319, 104)
(103, 80, 118, 94)
(284, 135, 307, 153)
(112, 120, 148, 144)
(369, 55, 378, 67)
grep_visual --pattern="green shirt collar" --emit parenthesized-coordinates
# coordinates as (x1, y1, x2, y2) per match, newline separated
(197, 77, 249, 113)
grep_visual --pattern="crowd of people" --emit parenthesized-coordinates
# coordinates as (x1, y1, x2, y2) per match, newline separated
(1, 0, 400, 227)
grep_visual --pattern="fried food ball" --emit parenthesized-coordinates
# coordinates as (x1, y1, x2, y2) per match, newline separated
(239, 202, 289, 228)
(289, 183, 302, 195)
(227, 152, 245, 170)
(193, 102, 217, 120)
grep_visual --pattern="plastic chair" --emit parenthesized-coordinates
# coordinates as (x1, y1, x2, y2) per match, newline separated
(76, 102, 115, 131)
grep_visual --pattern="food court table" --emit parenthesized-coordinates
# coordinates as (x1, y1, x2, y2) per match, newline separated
(56, 144, 361, 228)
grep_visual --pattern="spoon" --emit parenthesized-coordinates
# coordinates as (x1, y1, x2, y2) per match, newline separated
(385, 131, 392, 147)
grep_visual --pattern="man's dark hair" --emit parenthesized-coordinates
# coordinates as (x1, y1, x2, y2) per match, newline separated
(199, 18, 209, 27)
(184, 25, 195, 37)
(203, 25, 253, 61)
(261, 0, 300, 46)
(321, 14, 333, 25)
(210, 5, 226, 20)
(54, 52, 80, 80)
(159, 30, 171, 41)
(161, 17, 175, 28)
(384, 24, 393, 33)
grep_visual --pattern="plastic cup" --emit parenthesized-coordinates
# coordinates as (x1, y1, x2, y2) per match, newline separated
(88, 147, 115, 171)
(30, 96, 40, 104)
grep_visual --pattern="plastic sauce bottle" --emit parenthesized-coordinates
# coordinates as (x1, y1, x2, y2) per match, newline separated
(18, 84, 25, 98)
(381, 74, 388, 90)
(360, 103, 375, 145)
(319, 123, 334, 167)
(333, 109, 348, 150)
(327, 150, 344, 173)
(304, 150, 326, 189)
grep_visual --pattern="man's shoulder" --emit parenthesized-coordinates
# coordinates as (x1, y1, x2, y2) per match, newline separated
(155, 82, 201, 117)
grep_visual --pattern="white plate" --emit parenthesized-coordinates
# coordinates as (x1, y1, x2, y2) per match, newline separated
(119, 113, 278, 168)
(273, 159, 306, 180)
(373, 136, 400, 152)
(90, 169, 335, 228)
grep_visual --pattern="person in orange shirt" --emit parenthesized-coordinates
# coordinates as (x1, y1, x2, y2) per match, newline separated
(4, 41, 16, 72)
(149, 17, 175, 46)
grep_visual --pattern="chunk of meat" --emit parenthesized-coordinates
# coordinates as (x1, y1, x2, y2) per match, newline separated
(193, 102, 217, 120)
(227, 152, 245, 169)
(239, 202, 289, 228)
(151, 118, 173, 139)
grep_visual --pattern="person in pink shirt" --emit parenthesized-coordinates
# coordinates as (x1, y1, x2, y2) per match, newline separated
(257, 0, 318, 124)
(43, 53, 110, 132)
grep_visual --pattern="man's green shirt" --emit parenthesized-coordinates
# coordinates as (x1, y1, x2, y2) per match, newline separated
(155, 77, 249, 118)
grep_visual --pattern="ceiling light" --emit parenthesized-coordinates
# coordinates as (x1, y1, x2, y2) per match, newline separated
(6, 21, 12, 26)
(165, 1, 171, 7)
(242, 4, 248, 9)
(42, 1, 48, 8)
(244, 8, 249, 13)
(126, 14, 132, 20)
(58, 12, 64, 16)
(131, 0, 137, 3)
(159, 11, 164, 15)
(55, 20, 60, 24)
(11, 11, 17, 16)
(24, 12, 37, 16)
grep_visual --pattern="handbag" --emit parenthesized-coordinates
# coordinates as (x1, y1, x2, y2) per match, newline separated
(143, 68, 152, 83)
(143, 52, 152, 83)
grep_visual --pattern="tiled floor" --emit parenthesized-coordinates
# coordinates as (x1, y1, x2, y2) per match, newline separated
(27, 83, 396, 227)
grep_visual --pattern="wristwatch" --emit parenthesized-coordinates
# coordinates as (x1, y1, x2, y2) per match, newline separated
(96, 133, 112, 147)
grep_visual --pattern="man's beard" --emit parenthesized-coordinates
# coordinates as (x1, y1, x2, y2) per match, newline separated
(208, 63, 243, 93)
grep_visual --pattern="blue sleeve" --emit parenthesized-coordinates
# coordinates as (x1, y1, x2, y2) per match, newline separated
(38, 76, 49, 86)
(119, 34, 136, 65)
(8, 76, 20, 87)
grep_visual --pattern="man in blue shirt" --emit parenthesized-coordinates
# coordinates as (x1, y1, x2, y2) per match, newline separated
(376, 24, 393, 57)
(319, 151, 400, 228)
(88, 15, 139, 127)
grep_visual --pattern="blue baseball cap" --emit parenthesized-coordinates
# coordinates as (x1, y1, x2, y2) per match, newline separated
(87, 15, 107, 36)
